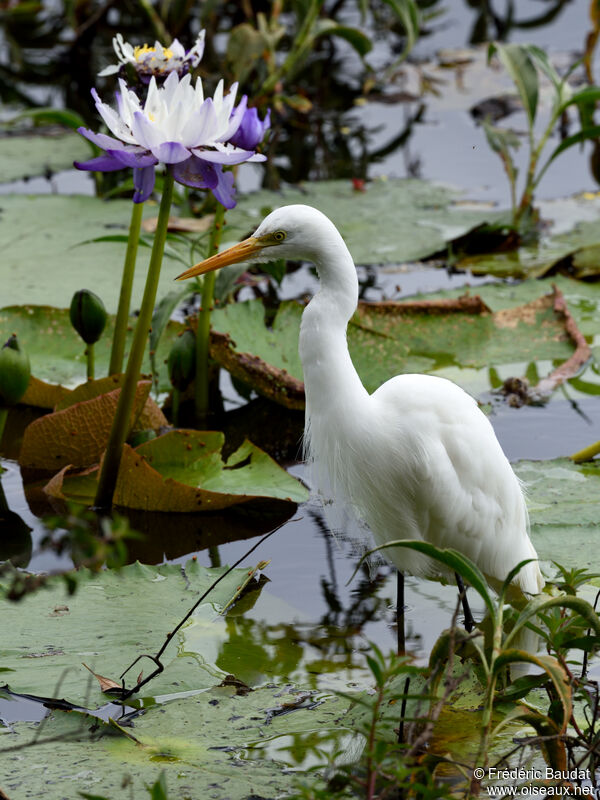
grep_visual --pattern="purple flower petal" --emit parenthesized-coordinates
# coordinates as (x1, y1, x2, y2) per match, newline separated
(191, 146, 254, 165)
(171, 155, 217, 189)
(151, 141, 192, 164)
(74, 154, 125, 172)
(106, 148, 158, 168)
(212, 167, 236, 209)
(133, 165, 156, 203)
(229, 107, 270, 151)
(220, 94, 247, 143)
(77, 127, 127, 151)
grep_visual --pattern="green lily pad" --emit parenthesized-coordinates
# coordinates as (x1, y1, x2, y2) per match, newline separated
(209, 291, 577, 407)
(0, 560, 265, 702)
(0, 305, 183, 392)
(0, 132, 91, 183)
(45, 430, 308, 511)
(1, 683, 351, 800)
(226, 177, 496, 266)
(515, 458, 600, 571)
(0, 195, 189, 313)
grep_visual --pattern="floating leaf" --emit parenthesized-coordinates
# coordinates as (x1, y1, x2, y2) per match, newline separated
(45, 430, 308, 511)
(0, 305, 182, 392)
(514, 458, 600, 571)
(208, 292, 577, 407)
(0, 560, 267, 701)
(0, 132, 91, 184)
(0, 195, 188, 312)
(226, 178, 497, 266)
(19, 381, 166, 471)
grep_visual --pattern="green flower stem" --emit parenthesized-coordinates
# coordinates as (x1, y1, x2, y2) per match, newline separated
(171, 388, 180, 428)
(195, 203, 226, 419)
(86, 344, 95, 381)
(0, 407, 8, 446)
(109, 201, 144, 376)
(571, 440, 600, 463)
(95, 174, 174, 511)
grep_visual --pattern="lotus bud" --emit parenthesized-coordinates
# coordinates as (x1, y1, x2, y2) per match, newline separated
(0, 335, 31, 406)
(70, 289, 107, 345)
(168, 330, 196, 391)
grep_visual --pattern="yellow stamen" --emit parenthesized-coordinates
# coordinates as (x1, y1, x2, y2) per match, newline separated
(134, 44, 174, 62)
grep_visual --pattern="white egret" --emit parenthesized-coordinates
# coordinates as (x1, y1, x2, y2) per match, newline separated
(177, 205, 544, 635)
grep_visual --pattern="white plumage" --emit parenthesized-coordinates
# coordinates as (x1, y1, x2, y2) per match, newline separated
(177, 203, 544, 597)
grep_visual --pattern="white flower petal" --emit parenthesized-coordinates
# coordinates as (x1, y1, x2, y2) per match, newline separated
(94, 93, 136, 144)
(131, 111, 163, 150)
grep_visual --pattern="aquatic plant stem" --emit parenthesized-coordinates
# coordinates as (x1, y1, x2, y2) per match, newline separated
(571, 439, 600, 462)
(86, 344, 95, 381)
(0, 408, 8, 444)
(94, 174, 174, 511)
(109, 201, 144, 376)
(195, 203, 226, 419)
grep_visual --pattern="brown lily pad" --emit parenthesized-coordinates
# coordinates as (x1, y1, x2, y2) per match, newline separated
(21, 376, 71, 409)
(19, 381, 167, 471)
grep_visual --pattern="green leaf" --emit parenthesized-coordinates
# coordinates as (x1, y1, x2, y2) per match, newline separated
(46, 430, 309, 511)
(542, 125, 600, 178)
(351, 539, 496, 618)
(149, 285, 196, 385)
(0, 195, 189, 312)
(381, 0, 420, 58)
(489, 42, 539, 127)
(9, 107, 87, 131)
(227, 178, 497, 267)
(492, 650, 571, 729)
(0, 133, 92, 184)
(312, 19, 373, 56)
(505, 594, 600, 650)
(0, 560, 266, 701)
(513, 459, 600, 570)
(0, 305, 183, 392)
(209, 290, 578, 405)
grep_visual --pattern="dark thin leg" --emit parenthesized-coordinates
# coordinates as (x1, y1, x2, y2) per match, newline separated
(455, 572, 475, 633)
(397, 570, 406, 656)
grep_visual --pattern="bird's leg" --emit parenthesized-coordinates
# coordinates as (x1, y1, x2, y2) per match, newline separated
(455, 572, 475, 632)
(397, 570, 406, 656)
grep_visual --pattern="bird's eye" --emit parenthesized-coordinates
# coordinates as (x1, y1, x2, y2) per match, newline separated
(272, 230, 286, 242)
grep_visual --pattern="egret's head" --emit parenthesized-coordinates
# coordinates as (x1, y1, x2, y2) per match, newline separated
(175, 204, 334, 281)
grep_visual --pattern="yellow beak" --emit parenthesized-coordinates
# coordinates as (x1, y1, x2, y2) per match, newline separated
(175, 236, 265, 281)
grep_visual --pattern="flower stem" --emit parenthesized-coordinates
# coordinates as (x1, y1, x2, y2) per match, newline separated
(87, 344, 95, 381)
(0, 407, 8, 446)
(109, 201, 144, 376)
(195, 203, 226, 420)
(171, 388, 180, 428)
(571, 439, 600, 463)
(94, 174, 174, 511)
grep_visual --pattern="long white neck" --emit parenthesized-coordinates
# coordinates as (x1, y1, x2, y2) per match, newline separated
(299, 233, 369, 438)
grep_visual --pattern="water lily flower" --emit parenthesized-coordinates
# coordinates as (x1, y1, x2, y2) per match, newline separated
(229, 106, 271, 151)
(99, 31, 206, 79)
(74, 71, 266, 206)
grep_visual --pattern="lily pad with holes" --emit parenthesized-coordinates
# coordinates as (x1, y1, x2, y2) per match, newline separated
(208, 291, 578, 407)
(44, 430, 308, 511)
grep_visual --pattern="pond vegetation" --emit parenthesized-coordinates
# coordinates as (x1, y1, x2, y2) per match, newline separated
(2, 1, 600, 798)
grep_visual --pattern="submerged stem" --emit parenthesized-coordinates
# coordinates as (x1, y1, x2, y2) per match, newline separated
(109, 201, 144, 376)
(94, 174, 174, 511)
(0, 407, 7, 445)
(86, 344, 95, 381)
(195, 202, 226, 420)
